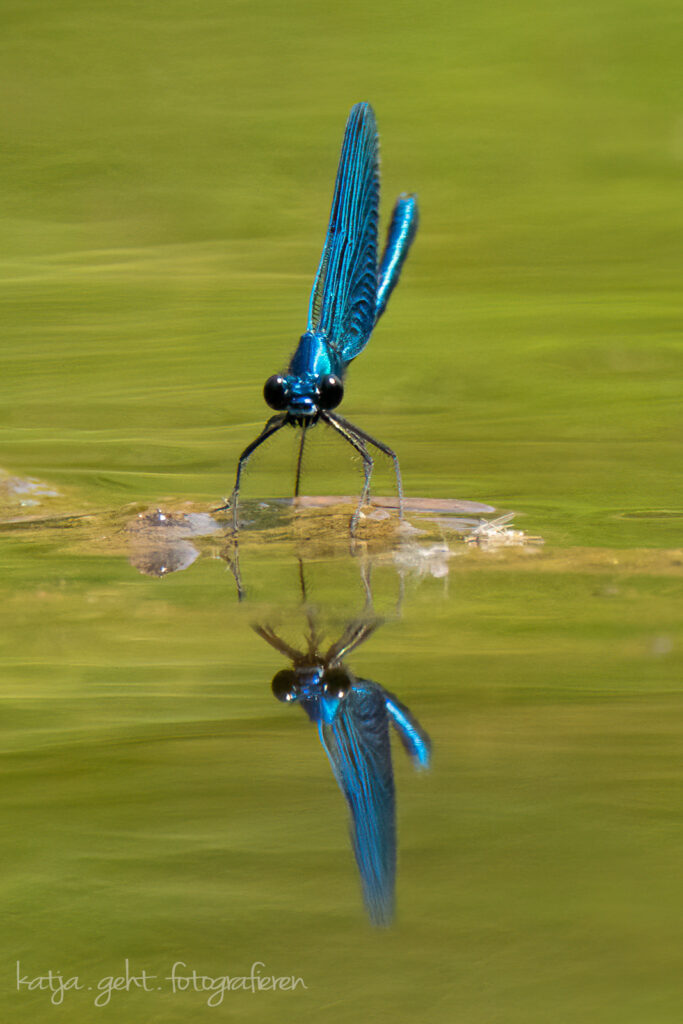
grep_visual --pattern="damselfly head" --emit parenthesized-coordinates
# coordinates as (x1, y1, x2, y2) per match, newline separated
(271, 664, 352, 705)
(263, 373, 344, 416)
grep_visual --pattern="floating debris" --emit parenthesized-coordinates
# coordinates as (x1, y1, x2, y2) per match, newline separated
(465, 512, 544, 549)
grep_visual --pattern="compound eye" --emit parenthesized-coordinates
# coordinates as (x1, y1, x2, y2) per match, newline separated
(271, 669, 299, 702)
(323, 667, 352, 700)
(264, 375, 289, 411)
(318, 374, 343, 410)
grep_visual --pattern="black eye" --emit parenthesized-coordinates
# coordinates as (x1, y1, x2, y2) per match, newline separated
(318, 375, 343, 410)
(264, 375, 289, 411)
(271, 669, 299, 702)
(323, 667, 352, 700)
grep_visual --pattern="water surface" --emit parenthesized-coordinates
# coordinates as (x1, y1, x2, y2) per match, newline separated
(1, 0, 681, 1020)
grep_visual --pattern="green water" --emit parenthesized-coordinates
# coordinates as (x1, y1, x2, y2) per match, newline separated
(1, 0, 681, 1020)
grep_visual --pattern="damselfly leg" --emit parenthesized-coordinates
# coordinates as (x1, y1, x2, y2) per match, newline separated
(321, 413, 373, 534)
(294, 424, 308, 498)
(322, 411, 404, 530)
(215, 413, 287, 529)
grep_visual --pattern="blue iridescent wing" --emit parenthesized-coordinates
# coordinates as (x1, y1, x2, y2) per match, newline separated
(384, 687, 431, 768)
(307, 103, 379, 364)
(376, 193, 419, 321)
(318, 682, 396, 926)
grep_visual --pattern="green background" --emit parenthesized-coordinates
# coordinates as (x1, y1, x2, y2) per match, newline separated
(0, 0, 681, 1021)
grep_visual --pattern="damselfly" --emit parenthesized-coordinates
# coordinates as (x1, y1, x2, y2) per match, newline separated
(255, 615, 430, 926)
(222, 102, 418, 531)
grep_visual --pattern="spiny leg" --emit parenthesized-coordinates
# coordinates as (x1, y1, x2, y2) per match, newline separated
(297, 557, 323, 656)
(321, 412, 373, 534)
(297, 556, 308, 604)
(223, 536, 245, 602)
(324, 617, 382, 665)
(214, 413, 284, 517)
(359, 556, 374, 613)
(252, 623, 304, 662)
(294, 424, 307, 497)
(215, 414, 287, 530)
(328, 412, 404, 520)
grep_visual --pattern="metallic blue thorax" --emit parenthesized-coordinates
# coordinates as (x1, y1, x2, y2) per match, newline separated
(288, 331, 343, 379)
(281, 332, 344, 418)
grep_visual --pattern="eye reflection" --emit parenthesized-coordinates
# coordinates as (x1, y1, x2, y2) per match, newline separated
(271, 668, 299, 702)
(323, 667, 353, 700)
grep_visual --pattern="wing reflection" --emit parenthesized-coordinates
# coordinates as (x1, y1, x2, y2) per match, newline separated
(255, 614, 430, 926)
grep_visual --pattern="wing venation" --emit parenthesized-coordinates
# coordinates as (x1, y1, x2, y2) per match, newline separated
(308, 103, 379, 363)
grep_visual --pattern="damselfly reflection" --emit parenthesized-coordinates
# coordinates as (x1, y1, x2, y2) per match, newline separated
(255, 614, 430, 926)
(219, 102, 418, 533)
